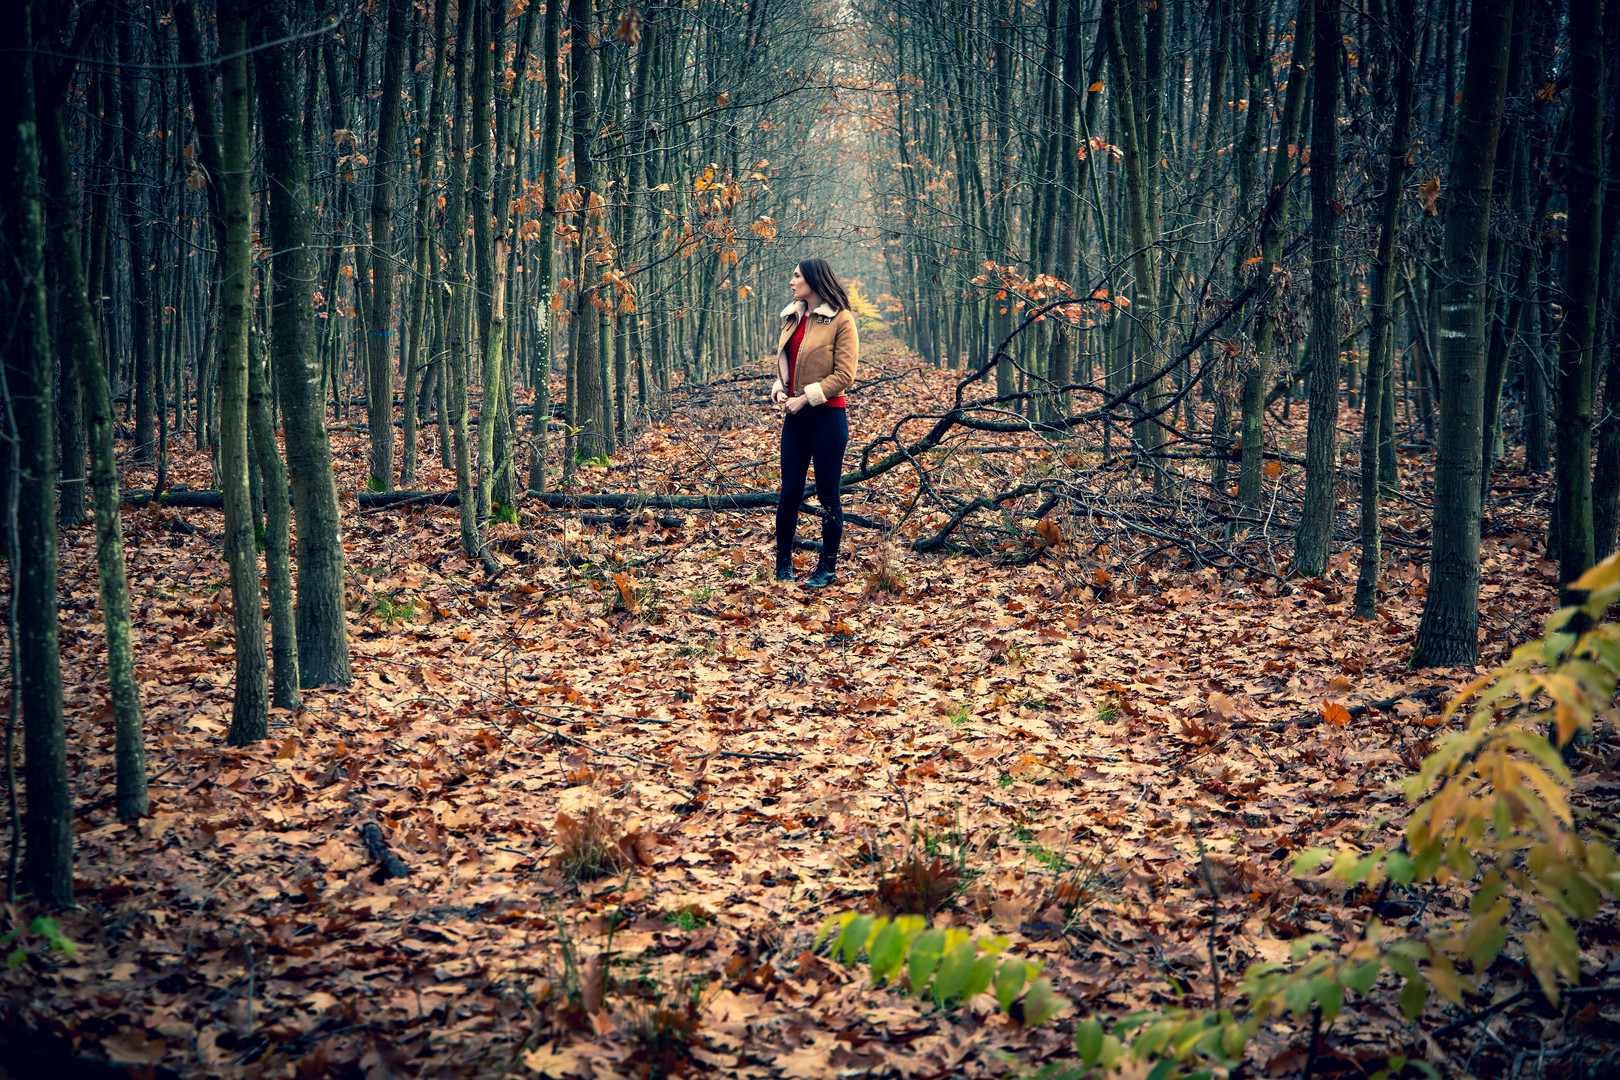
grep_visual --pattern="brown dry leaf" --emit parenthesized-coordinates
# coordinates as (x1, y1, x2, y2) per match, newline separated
(1321, 701, 1352, 727)
(101, 1029, 167, 1066)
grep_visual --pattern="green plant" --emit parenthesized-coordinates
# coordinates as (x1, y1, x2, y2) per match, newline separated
(945, 700, 971, 725)
(491, 500, 518, 526)
(864, 543, 907, 595)
(815, 914, 1062, 1023)
(873, 817, 980, 915)
(664, 904, 712, 932)
(551, 808, 629, 883)
(366, 475, 387, 493)
(3, 915, 76, 968)
(374, 594, 415, 624)
(603, 572, 662, 623)
(575, 450, 611, 468)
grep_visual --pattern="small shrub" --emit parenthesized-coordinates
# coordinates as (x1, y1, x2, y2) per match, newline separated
(552, 809, 629, 883)
(3, 915, 76, 969)
(604, 572, 663, 623)
(374, 594, 415, 624)
(664, 904, 712, 932)
(875, 819, 979, 915)
(864, 543, 907, 596)
(815, 913, 1062, 1023)
(878, 853, 963, 916)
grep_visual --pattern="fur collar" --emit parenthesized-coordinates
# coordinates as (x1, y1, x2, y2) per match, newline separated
(780, 299, 838, 320)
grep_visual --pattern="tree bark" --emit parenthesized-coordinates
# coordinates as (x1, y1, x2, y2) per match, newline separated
(1236, 0, 1313, 514)
(1413, 0, 1515, 668)
(217, 0, 270, 743)
(1355, 0, 1415, 618)
(526, 0, 565, 495)
(118, 12, 157, 463)
(248, 326, 300, 710)
(442, 0, 496, 571)
(1294, 0, 1343, 578)
(8, 0, 73, 904)
(365, 0, 410, 490)
(571, 0, 609, 461)
(1554, 0, 1602, 596)
(252, 0, 352, 689)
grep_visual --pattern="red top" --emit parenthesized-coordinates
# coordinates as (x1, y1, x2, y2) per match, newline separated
(785, 314, 845, 408)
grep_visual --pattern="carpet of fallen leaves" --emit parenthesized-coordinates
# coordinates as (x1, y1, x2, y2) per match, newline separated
(6, 332, 1620, 1079)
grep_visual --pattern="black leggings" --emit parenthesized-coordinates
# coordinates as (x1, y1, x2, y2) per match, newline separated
(775, 405, 848, 566)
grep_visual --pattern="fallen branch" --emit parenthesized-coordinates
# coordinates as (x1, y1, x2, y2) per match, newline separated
(580, 512, 686, 529)
(354, 489, 889, 531)
(1233, 685, 1452, 732)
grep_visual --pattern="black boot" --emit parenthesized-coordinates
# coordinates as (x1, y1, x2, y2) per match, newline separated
(774, 555, 796, 582)
(804, 563, 836, 589)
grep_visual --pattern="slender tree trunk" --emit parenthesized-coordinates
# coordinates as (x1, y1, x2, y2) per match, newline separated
(1554, 0, 1602, 595)
(442, 0, 495, 570)
(1237, 0, 1313, 514)
(571, 0, 608, 460)
(216, 0, 270, 743)
(248, 325, 299, 709)
(527, 0, 564, 495)
(118, 13, 157, 463)
(365, 0, 409, 489)
(1414, 0, 1516, 668)
(9, 2, 74, 903)
(1294, 0, 1343, 577)
(472, 0, 501, 525)
(252, 2, 351, 688)
(1102, 0, 1165, 484)
(1356, 0, 1415, 617)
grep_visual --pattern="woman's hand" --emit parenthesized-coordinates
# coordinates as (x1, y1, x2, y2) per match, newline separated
(781, 394, 808, 415)
(771, 388, 789, 405)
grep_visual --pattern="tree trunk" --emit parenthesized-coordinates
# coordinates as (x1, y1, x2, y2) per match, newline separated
(571, 0, 609, 460)
(9, 1, 73, 904)
(216, 0, 270, 744)
(1554, 0, 1602, 596)
(1294, 0, 1343, 578)
(1236, 0, 1313, 514)
(1356, 0, 1415, 617)
(527, 0, 564, 495)
(118, 13, 157, 464)
(365, 0, 409, 490)
(472, 0, 501, 525)
(1413, 0, 1516, 668)
(248, 325, 300, 710)
(252, 1, 352, 689)
(442, 0, 495, 570)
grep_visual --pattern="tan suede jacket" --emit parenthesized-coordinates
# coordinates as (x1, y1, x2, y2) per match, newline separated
(771, 300, 859, 407)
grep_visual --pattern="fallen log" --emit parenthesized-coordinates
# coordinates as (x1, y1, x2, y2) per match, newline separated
(353, 489, 889, 531)
(123, 489, 230, 509)
(581, 513, 687, 529)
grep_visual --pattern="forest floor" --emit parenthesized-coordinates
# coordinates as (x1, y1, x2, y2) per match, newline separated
(5, 332, 1619, 1079)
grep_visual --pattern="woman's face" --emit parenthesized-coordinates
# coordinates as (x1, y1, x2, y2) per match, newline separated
(790, 265, 813, 302)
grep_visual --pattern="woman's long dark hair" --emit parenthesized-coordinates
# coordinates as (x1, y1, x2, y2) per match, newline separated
(797, 258, 849, 313)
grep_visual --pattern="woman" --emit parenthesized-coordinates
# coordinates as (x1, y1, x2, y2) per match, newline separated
(771, 258, 858, 588)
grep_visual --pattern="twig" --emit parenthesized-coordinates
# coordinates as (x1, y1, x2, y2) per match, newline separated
(1189, 809, 1222, 1009)
(1299, 1003, 1323, 1080)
